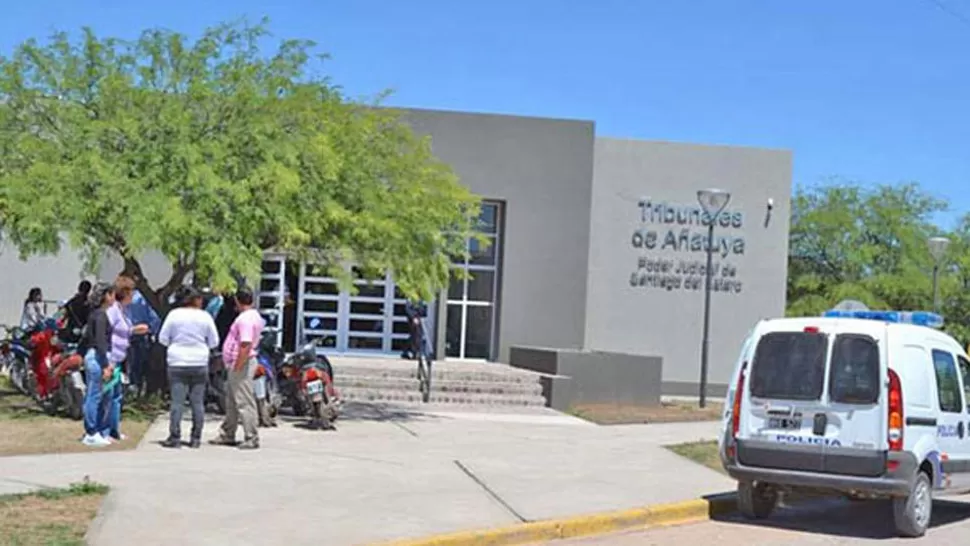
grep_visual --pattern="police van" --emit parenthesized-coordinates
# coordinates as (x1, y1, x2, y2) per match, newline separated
(719, 308, 970, 538)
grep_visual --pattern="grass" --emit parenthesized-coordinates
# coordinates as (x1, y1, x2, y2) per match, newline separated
(569, 400, 724, 425)
(0, 376, 156, 456)
(0, 479, 109, 546)
(666, 440, 725, 474)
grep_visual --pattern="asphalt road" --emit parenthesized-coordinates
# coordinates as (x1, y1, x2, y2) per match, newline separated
(556, 496, 970, 545)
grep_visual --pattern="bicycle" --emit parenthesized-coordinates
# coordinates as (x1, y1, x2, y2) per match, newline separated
(406, 302, 433, 403)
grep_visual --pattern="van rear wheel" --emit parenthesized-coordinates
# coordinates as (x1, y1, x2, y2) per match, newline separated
(893, 471, 932, 538)
(738, 481, 777, 519)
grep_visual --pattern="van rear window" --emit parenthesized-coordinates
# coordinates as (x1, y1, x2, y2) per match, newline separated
(829, 334, 880, 404)
(750, 332, 828, 400)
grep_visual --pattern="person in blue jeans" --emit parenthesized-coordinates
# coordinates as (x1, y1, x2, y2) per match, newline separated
(126, 287, 161, 396)
(102, 275, 150, 442)
(81, 282, 116, 447)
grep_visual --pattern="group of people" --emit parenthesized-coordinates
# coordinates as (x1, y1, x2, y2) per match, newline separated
(19, 277, 267, 451)
(155, 285, 266, 450)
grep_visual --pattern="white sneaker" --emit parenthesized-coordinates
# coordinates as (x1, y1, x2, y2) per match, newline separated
(81, 434, 111, 447)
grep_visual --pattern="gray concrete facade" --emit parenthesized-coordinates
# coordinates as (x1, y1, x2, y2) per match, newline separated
(584, 139, 792, 394)
(402, 109, 596, 363)
(0, 108, 791, 398)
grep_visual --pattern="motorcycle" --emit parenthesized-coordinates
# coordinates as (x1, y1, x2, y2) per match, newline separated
(255, 327, 284, 427)
(30, 313, 85, 417)
(25, 317, 61, 403)
(1, 325, 32, 394)
(286, 332, 340, 430)
(46, 341, 85, 419)
(201, 292, 228, 415)
(205, 349, 227, 414)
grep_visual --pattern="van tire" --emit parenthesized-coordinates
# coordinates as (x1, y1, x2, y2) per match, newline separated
(738, 481, 777, 519)
(893, 471, 932, 538)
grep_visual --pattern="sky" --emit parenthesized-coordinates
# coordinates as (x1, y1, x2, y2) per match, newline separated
(3, 0, 970, 227)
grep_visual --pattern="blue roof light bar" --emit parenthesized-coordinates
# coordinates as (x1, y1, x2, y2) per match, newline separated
(822, 309, 944, 329)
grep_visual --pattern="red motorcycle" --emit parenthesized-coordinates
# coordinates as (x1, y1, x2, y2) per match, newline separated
(26, 320, 57, 401)
(28, 316, 85, 418)
(290, 337, 339, 430)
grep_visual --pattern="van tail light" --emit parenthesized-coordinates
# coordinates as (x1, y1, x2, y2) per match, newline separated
(803, 326, 820, 333)
(726, 361, 748, 460)
(888, 368, 903, 452)
(731, 361, 748, 439)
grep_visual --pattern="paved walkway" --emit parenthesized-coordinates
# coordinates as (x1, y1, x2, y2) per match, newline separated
(0, 403, 730, 545)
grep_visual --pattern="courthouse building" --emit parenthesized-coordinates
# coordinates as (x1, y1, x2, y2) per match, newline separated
(0, 108, 791, 396)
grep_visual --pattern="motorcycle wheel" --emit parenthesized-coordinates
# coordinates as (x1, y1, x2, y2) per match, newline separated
(212, 389, 226, 415)
(291, 397, 307, 417)
(268, 385, 280, 418)
(63, 379, 83, 421)
(209, 372, 227, 415)
(311, 400, 324, 430)
(9, 360, 27, 394)
(256, 398, 269, 427)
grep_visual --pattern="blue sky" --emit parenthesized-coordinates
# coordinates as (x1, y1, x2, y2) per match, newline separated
(3, 0, 970, 227)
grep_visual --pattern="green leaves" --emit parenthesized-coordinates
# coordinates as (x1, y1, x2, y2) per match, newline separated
(788, 181, 969, 346)
(0, 19, 479, 312)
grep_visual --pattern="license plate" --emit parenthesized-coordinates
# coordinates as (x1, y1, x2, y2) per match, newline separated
(70, 371, 84, 390)
(306, 380, 324, 395)
(768, 417, 802, 430)
(253, 376, 267, 399)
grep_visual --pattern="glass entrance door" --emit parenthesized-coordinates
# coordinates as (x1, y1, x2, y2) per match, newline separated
(445, 202, 502, 360)
(289, 263, 436, 356)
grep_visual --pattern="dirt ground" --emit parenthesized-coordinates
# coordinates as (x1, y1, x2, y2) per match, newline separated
(0, 483, 108, 546)
(0, 377, 152, 456)
(570, 400, 724, 425)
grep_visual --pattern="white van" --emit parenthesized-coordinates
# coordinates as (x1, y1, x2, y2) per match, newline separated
(719, 309, 970, 538)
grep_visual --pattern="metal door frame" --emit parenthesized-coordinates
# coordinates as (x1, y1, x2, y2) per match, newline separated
(257, 253, 287, 348)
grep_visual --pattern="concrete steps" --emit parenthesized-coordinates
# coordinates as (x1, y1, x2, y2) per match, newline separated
(329, 357, 547, 408)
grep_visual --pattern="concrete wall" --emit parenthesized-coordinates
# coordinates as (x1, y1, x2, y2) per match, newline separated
(403, 109, 596, 362)
(509, 346, 664, 411)
(0, 243, 91, 326)
(585, 139, 792, 395)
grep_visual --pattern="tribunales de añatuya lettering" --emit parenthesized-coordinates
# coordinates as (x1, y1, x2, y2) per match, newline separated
(632, 199, 745, 258)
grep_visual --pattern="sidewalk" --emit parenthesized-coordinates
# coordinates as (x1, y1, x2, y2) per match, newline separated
(0, 403, 732, 546)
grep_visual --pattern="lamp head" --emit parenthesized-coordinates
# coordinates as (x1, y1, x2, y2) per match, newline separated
(928, 236, 951, 263)
(697, 188, 732, 216)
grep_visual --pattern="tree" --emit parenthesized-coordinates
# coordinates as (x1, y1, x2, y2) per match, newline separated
(787, 180, 969, 345)
(0, 19, 480, 314)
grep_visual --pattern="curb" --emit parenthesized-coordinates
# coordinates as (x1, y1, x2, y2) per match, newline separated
(379, 493, 737, 546)
(83, 487, 119, 545)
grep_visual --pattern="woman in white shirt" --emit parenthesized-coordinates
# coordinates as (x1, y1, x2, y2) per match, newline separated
(158, 285, 220, 449)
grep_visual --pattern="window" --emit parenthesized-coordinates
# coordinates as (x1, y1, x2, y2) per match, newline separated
(932, 349, 964, 414)
(750, 332, 828, 400)
(828, 334, 880, 405)
(901, 346, 933, 409)
(958, 355, 970, 413)
(446, 202, 502, 360)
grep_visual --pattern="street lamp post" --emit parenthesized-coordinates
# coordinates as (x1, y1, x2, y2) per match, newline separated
(697, 188, 732, 409)
(928, 236, 951, 313)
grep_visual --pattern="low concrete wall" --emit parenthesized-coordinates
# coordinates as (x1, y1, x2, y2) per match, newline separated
(509, 346, 663, 411)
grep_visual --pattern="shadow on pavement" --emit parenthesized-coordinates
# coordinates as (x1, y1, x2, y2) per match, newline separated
(712, 497, 970, 539)
(275, 401, 445, 424)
